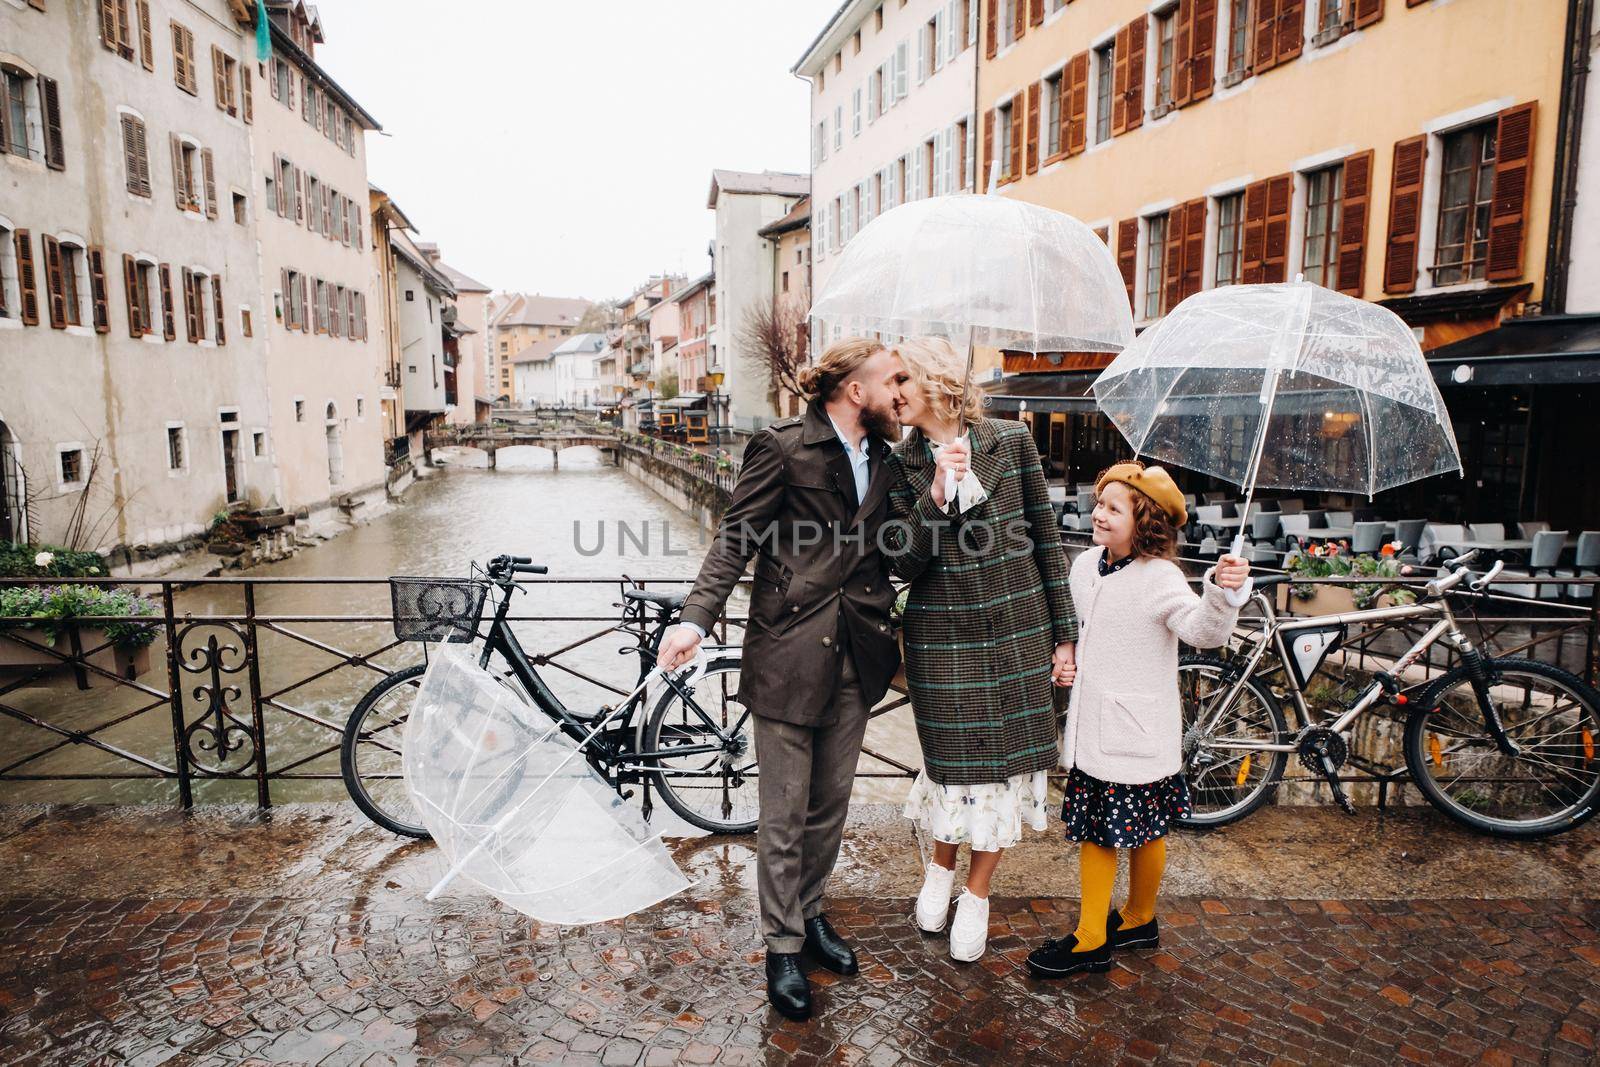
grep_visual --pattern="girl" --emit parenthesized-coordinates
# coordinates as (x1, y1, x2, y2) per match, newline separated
(885, 337, 1077, 963)
(1026, 461, 1251, 978)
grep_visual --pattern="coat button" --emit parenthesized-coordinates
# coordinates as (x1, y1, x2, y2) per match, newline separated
(791, 604, 800, 613)
(878, 623, 887, 632)
(822, 635, 832, 646)
(864, 584, 873, 594)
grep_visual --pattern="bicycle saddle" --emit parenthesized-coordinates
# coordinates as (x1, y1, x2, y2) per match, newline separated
(623, 588, 686, 611)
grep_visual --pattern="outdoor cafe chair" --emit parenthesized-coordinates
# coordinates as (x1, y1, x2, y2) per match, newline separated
(1470, 522, 1507, 542)
(1326, 510, 1355, 529)
(1423, 524, 1469, 563)
(1519, 521, 1550, 538)
(1558, 532, 1600, 600)
(1304, 509, 1327, 528)
(1249, 511, 1281, 543)
(1278, 514, 1312, 548)
(1497, 530, 1568, 601)
(1277, 499, 1304, 514)
(1393, 518, 1428, 561)
(1350, 521, 1387, 555)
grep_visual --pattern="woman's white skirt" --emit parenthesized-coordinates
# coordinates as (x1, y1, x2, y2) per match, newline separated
(901, 768, 1050, 852)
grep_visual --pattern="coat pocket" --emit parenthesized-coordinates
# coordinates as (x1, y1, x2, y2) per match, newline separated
(1095, 691, 1159, 760)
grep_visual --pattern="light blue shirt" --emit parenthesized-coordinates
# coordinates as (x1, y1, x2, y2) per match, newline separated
(828, 413, 871, 505)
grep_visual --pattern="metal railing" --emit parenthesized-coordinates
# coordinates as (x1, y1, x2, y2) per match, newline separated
(616, 432, 741, 495)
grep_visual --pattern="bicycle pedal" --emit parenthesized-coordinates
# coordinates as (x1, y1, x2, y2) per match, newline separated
(1326, 774, 1358, 816)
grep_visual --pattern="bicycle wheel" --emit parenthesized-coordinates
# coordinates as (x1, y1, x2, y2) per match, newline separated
(1405, 658, 1600, 838)
(342, 664, 430, 839)
(641, 658, 759, 834)
(1177, 654, 1290, 828)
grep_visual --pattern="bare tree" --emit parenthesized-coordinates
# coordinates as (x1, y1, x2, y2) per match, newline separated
(738, 297, 811, 411)
(576, 301, 620, 333)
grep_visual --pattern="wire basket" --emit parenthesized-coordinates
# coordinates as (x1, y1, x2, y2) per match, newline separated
(389, 577, 489, 643)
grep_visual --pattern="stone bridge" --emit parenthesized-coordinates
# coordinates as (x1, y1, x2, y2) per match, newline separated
(423, 432, 619, 469)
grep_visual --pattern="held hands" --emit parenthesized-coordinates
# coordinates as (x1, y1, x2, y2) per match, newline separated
(1051, 641, 1076, 688)
(1214, 554, 1252, 591)
(657, 624, 702, 672)
(929, 438, 971, 508)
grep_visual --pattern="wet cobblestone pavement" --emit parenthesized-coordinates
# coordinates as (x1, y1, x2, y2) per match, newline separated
(2, 805, 1598, 1065)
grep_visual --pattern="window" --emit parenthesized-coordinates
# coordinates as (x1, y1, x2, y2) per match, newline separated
(924, 17, 940, 78)
(1094, 42, 1115, 144)
(1226, 0, 1252, 80)
(240, 306, 252, 337)
(167, 425, 185, 471)
(212, 48, 237, 116)
(1143, 213, 1169, 319)
(314, 278, 327, 332)
(1432, 122, 1496, 286)
(294, 399, 305, 422)
(356, 397, 364, 418)
(2, 67, 35, 159)
(174, 138, 199, 212)
(894, 40, 909, 99)
(120, 113, 151, 196)
(997, 99, 1015, 179)
(782, 270, 790, 293)
(834, 106, 843, 151)
(100, 0, 136, 59)
(853, 30, 862, 54)
(1317, 0, 1348, 42)
(876, 5, 884, 31)
(1153, 8, 1177, 113)
(170, 21, 198, 95)
(1043, 70, 1063, 158)
(232, 191, 246, 224)
(273, 58, 291, 104)
(125, 257, 156, 335)
(252, 431, 265, 458)
(852, 88, 862, 136)
(1214, 192, 1244, 286)
(52, 239, 85, 327)
(813, 120, 827, 166)
(1301, 164, 1344, 288)
(58, 446, 83, 487)
(0, 221, 12, 320)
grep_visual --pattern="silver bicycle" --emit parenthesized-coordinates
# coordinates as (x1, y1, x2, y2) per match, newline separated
(1178, 551, 1600, 838)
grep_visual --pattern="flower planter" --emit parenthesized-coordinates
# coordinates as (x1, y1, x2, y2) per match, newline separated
(0, 626, 152, 689)
(1277, 585, 1391, 617)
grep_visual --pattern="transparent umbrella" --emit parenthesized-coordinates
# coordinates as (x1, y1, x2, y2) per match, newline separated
(1092, 278, 1461, 552)
(404, 644, 692, 924)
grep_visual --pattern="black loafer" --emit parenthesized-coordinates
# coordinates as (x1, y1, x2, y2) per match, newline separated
(1025, 934, 1112, 978)
(1107, 910, 1159, 950)
(765, 952, 812, 1020)
(803, 915, 858, 976)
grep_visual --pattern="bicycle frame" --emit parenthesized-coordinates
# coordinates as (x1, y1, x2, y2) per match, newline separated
(1193, 588, 1478, 753)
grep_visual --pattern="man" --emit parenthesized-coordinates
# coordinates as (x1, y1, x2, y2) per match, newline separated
(657, 338, 905, 1021)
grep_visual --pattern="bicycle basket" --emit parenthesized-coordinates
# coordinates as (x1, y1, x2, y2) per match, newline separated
(389, 577, 489, 643)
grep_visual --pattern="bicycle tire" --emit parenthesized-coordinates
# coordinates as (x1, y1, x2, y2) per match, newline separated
(342, 663, 431, 839)
(1404, 657, 1600, 839)
(641, 658, 759, 834)
(1176, 654, 1290, 829)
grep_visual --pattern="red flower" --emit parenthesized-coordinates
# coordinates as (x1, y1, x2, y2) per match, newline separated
(1380, 543, 1397, 558)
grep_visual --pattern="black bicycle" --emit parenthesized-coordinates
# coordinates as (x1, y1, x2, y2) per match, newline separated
(340, 554, 758, 838)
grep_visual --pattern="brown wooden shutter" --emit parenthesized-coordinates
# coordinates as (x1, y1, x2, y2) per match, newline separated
(1025, 82, 1040, 174)
(181, 268, 198, 341)
(1013, 0, 1026, 41)
(293, 165, 303, 221)
(88, 247, 110, 333)
(982, 109, 994, 186)
(101, 0, 120, 49)
(330, 287, 341, 338)
(159, 263, 175, 339)
(1008, 93, 1023, 179)
(1124, 17, 1146, 132)
(1406, 0, 1428, 5)
(1382, 134, 1427, 293)
(1353, 0, 1383, 28)
(279, 268, 290, 327)
(202, 148, 217, 218)
(1065, 51, 1088, 155)
(1163, 211, 1184, 314)
(300, 274, 309, 332)
(1241, 178, 1268, 283)
(43, 235, 67, 328)
(15, 230, 39, 326)
(1112, 22, 1131, 135)
(40, 76, 64, 171)
(171, 22, 185, 90)
(1254, 0, 1279, 72)
(1487, 101, 1536, 282)
(212, 45, 227, 109)
(1275, 0, 1303, 65)
(241, 64, 252, 123)
(133, 118, 149, 194)
(1029, 0, 1044, 27)
(1116, 218, 1139, 309)
(137, 0, 154, 71)
(1189, 0, 1217, 104)
(1263, 172, 1292, 282)
(1335, 149, 1373, 295)
(122, 254, 142, 336)
(1172, 0, 1195, 107)
(212, 274, 225, 345)
(121, 115, 142, 194)
(1181, 197, 1206, 300)
(170, 133, 185, 209)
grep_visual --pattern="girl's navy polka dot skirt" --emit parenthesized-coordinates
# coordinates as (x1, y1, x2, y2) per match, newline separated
(1061, 767, 1192, 848)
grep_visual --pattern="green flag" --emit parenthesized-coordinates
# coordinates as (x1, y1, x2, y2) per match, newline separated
(255, 0, 270, 63)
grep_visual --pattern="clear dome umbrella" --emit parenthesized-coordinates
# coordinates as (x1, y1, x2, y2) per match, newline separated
(1091, 278, 1462, 553)
(404, 644, 693, 924)
(809, 192, 1134, 431)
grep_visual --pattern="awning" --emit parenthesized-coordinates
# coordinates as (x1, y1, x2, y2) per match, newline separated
(660, 393, 707, 409)
(1427, 313, 1600, 387)
(981, 372, 1102, 413)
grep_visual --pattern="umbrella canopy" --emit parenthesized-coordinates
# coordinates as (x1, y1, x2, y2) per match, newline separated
(1092, 280, 1461, 511)
(405, 645, 691, 924)
(809, 194, 1134, 354)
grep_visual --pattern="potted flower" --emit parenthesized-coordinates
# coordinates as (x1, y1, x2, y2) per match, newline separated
(0, 551, 158, 688)
(1281, 541, 1416, 615)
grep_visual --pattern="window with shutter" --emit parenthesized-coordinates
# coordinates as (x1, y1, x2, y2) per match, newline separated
(171, 22, 197, 94)
(1241, 178, 1268, 283)
(121, 114, 151, 196)
(15, 230, 39, 326)
(985, 0, 998, 58)
(1253, 0, 1279, 72)
(212, 274, 225, 344)
(122, 254, 142, 336)
(1008, 93, 1023, 179)
(300, 274, 309, 332)
(1382, 134, 1427, 293)
(1112, 23, 1131, 135)
(1012, 0, 1026, 42)
(1025, 81, 1040, 173)
(1301, 164, 1344, 288)
(1144, 213, 1170, 319)
(1263, 172, 1292, 282)
(1124, 17, 1146, 132)
(181, 267, 197, 341)
(1276, 0, 1305, 63)
(1353, 0, 1383, 28)
(1153, 8, 1178, 114)
(1335, 149, 1372, 295)
(1170, 0, 1194, 108)
(88, 247, 109, 333)
(213, 46, 227, 110)
(159, 263, 174, 338)
(1066, 51, 1088, 155)
(136, 0, 153, 70)
(982, 108, 995, 187)
(1116, 219, 1138, 309)
(170, 134, 189, 210)
(1094, 41, 1115, 143)
(1181, 198, 1206, 300)
(1188, 0, 1217, 102)
(43, 235, 65, 328)
(241, 64, 252, 123)
(202, 147, 218, 218)
(40, 76, 64, 171)
(330, 286, 342, 338)
(1486, 101, 1536, 282)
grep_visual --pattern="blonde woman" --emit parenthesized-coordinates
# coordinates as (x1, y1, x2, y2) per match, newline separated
(883, 336, 1077, 962)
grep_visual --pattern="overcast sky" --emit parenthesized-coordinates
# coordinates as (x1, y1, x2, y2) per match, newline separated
(315, 0, 839, 303)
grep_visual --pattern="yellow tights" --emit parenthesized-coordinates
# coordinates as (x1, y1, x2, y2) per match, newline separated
(1071, 838, 1167, 952)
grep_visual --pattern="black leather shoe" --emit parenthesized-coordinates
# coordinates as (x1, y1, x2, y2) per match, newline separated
(803, 915, 859, 976)
(1025, 934, 1112, 978)
(765, 953, 812, 1020)
(1107, 910, 1160, 950)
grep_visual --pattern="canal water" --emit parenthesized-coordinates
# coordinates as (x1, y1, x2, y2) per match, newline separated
(0, 446, 922, 809)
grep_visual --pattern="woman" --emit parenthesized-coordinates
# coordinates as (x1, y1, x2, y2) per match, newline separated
(884, 336, 1077, 963)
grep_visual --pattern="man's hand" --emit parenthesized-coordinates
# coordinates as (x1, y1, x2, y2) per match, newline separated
(1051, 641, 1076, 688)
(929, 437, 971, 508)
(657, 624, 702, 672)
(1215, 554, 1251, 590)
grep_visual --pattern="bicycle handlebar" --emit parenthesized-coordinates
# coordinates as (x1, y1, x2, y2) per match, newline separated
(512, 563, 548, 575)
(1423, 549, 1483, 598)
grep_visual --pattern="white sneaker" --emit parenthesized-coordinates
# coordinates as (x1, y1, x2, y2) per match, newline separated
(913, 861, 956, 933)
(948, 890, 990, 962)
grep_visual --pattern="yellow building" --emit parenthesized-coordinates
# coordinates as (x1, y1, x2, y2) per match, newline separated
(976, 0, 1587, 529)
(487, 294, 590, 404)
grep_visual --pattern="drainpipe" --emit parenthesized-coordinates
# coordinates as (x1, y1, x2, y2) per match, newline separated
(1544, 0, 1593, 314)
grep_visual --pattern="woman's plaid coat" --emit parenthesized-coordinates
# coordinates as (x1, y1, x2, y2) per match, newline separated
(886, 417, 1078, 787)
